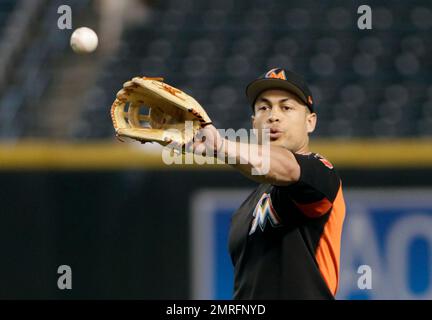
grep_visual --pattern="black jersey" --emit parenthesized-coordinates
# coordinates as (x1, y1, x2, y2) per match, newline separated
(228, 152, 346, 300)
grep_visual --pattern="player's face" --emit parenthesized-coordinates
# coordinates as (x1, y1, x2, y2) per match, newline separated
(252, 89, 317, 151)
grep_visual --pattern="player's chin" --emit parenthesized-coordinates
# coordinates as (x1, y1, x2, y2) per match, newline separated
(269, 138, 285, 147)
(269, 136, 293, 149)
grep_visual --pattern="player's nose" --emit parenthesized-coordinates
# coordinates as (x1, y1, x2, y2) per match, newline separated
(268, 112, 280, 123)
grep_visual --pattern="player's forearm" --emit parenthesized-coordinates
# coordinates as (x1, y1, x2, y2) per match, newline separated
(223, 139, 267, 183)
(219, 139, 300, 185)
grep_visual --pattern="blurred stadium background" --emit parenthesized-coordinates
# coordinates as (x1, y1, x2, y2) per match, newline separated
(0, 0, 431, 299)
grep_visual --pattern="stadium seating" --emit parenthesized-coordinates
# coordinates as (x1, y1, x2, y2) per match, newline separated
(79, 0, 431, 139)
(1, 0, 431, 139)
(0, 0, 16, 34)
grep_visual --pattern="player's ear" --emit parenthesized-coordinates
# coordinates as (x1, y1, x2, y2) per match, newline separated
(251, 114, 256, 129)
(306, 111, 317, 134)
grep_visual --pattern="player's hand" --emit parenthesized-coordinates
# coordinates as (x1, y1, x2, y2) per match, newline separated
(187, 124, 224, 157)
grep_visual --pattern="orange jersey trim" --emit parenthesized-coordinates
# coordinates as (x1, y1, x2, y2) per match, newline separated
(293, 197, 333, 218)
(314, 183, 346, 296)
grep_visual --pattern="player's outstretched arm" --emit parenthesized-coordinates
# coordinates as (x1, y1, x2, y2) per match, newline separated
(191, 125, 300, 185)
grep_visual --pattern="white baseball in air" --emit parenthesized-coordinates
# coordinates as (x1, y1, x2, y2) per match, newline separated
(70, 27, 98, 54)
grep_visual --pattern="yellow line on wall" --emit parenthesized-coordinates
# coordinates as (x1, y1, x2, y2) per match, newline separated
(0, 141, 229, 170)
(310, 138, 432, 168)
(0, 139, 431, 170)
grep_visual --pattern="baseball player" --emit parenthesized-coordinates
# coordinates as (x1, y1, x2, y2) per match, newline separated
(192, 68, 346, 299)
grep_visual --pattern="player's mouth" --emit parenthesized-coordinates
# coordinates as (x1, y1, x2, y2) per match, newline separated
(268, 128, 283, 140)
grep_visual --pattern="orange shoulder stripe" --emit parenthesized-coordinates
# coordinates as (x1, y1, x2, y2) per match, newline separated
(293, 197, 333, 218)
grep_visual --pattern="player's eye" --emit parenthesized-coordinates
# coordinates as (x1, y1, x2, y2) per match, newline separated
(258, 106, 270, 111)
(282, 106, 293, 111)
